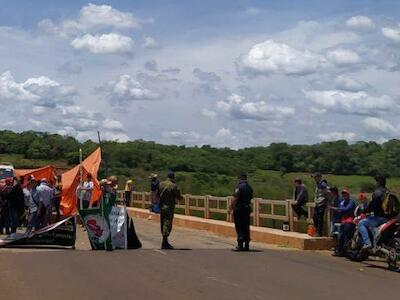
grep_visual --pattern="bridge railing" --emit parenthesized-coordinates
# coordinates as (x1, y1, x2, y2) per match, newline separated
(119, 191, 332, 236)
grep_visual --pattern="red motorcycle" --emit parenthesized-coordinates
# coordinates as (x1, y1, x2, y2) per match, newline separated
(347, 214, 400, 271)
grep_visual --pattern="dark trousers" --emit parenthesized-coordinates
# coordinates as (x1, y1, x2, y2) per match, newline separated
(0, 206, 10, 234)
(313, 205, 326, 236)
(234, 207, 251, 244)
(336, 223, 355, 254)
(9, 207, 19, 234)
(292, 203, 308, 219)
(53, 197, 61, 221)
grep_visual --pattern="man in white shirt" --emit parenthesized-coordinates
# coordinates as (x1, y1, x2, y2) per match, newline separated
(37, 178, 54, 228)
(24, 176, 39, 233)
(76, 173, 94, 209)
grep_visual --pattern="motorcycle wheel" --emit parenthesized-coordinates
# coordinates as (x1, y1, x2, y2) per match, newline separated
(387, 237, 400, 272)
(346, 234, 369, 262)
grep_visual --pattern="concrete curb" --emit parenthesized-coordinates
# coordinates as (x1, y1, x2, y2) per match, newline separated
(127, 207, 334, 250)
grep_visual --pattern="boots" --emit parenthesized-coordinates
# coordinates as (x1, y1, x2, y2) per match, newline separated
(244, 241, 250, 251)
(161, 236, 174, 250)
(233, 241, 244, 251)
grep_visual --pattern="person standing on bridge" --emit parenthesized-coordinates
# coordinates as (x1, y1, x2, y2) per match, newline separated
(291, 177, 308, 220)
(229, 173, 253, 251)
(158, 170, 182, 249)
(312, 172, 331, 237)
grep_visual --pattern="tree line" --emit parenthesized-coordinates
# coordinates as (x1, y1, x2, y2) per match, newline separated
(0, 130, 399, 178)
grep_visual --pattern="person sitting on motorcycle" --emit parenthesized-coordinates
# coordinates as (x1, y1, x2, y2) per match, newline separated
(354, 192, 368, 217)
(331, 188, 356, 256)
(358, 174, 388, 252)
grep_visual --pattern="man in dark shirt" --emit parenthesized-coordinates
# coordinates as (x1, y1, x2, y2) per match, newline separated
(292, 177, 308, 219)
(228, 173, 253, 251)
(358, 174, 387, 250)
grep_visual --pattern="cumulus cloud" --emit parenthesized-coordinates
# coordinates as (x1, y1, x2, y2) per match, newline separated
(303, 89, 397, 115)
(102, 74, 159, 105)
(362, 117, 396, 133)
(71, 33, 133, 54)
(240, 40, 325, 76)
(142, 36, 159, 49)
(39, 3, 141, 36)
(382, 26, 400, 43)
(346, 16, 375, 31)
(0, 71, 76, 107)
(161, 67, 181, 74)
(327, 49, 360, 66)
(217, 93, 295, 121)
(318, 131, 357, 142)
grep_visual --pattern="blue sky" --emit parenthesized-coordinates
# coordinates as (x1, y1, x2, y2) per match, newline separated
(1, 1, 400, 147)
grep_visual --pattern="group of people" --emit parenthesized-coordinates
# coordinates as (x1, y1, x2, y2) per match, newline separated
(291, 172, 392, 256)
(0, 175, 62, 237)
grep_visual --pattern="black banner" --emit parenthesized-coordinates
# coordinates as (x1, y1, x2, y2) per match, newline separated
(0, 216, 76, 248)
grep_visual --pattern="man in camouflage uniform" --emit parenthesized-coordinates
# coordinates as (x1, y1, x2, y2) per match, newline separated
(158, 170, 182, 249)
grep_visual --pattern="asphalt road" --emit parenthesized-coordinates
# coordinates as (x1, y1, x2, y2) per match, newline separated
(0, 217, 399, 300)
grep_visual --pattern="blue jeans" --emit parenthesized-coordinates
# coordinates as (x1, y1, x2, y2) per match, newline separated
(358, 216, 386, 246)
(26, 211, 38, 233)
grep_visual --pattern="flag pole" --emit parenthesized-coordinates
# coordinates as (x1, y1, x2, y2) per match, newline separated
(79, 148, 83, 210)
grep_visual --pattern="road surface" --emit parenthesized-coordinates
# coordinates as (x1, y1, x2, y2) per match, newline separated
(0, 217, 399, 300)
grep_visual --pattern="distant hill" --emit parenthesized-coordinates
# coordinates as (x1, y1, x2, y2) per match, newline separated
(1, 130, 399, 199)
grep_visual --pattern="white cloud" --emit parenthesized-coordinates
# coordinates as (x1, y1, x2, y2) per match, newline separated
(71, 33, 133, 54)
(102, 74, 159, 105)
(142, 36, 159, 49)
(303, 89, 396, 115)
(102, 119, 125, 131)
(346, 16, 375, 31)
(43, 3, 141, 36)
(0, 71, 76, 107)
(362, 117, 396, 133)
(318, 131, 357, 141)
(217, 93, 295, 121)
(240, 40, 325, 76)
(327, 49, 360, 66)
(382, 26, 400, 43)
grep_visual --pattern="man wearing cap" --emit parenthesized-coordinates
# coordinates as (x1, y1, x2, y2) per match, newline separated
(228, 173, 254, 251)
(331, 188, 356, 256)
(157, 170, 182, 249)
(292, 177, 308, 219)
(149, 173, 160, 213)
(36, 178, 54, 228)
(312, 172, 331, 237)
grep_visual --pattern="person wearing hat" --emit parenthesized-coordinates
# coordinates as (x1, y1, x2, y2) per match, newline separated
(331, 188, 356, 256)
(311, 172, 331, 237)
(149, 173, 160, 213)
(292, 177, 308, 220)
(36, 178, 55, 228)
(157, 170, 182, 249)
(124, 179, 135, 206)
(228, 173, 254, 251)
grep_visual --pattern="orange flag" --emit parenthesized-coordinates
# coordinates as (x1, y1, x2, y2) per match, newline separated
(60, 147, 102, 216)
(15, 165, 56, 187)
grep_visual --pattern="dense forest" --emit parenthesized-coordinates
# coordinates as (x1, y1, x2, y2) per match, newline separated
(0, 130, 399, 178)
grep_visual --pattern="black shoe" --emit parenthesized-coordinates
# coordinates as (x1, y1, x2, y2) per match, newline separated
(233, 245, 245, 251)
(244, 242, 250, 251)
(161, 242, 174, 250)
(332, 252, 344, 257)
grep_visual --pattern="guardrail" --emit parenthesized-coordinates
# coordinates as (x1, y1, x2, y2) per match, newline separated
(119, 191, 333, 236)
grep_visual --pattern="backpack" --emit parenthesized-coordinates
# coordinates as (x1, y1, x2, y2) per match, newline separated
(382, 190, 400, 218)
